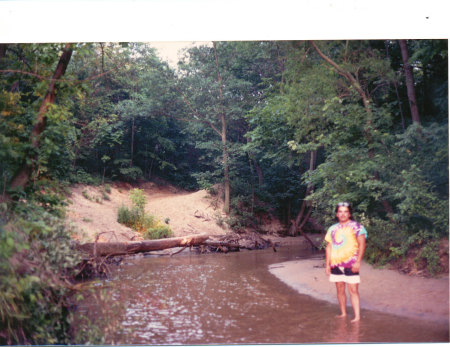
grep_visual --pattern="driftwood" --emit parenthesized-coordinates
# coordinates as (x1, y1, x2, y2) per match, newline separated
(202, 232, 276, 252)
(198, 240, 241, 253)
(202, 240, 240, 249)
(77, 234, 209, 257)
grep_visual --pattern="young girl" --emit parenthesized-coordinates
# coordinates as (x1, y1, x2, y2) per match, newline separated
(325, 202, 367, 322)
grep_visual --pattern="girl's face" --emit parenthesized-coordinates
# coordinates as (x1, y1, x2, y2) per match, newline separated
(336, 206, 351, 223)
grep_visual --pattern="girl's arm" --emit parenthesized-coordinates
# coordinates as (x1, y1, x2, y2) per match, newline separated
(325, 242, 332, 275)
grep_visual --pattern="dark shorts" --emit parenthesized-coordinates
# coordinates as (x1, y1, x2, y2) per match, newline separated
(329, 266, 360, 284)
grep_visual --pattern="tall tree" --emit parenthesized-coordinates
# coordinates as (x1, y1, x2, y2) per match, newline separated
(213, 42, 231, 213)
(176, 42, 251, 213)
(398, 39, 421, 124)
(9, 43, 73, 189)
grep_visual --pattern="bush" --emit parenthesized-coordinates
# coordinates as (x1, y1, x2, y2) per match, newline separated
(0, 203, 81, 345)
(364, 215, 445, 275)
(111, 163, 143, 183)
(214, 212, 225, 227)
(417, 240, 441, 275)
(223, 195, 257, 232)
(82, 190, 92, 201)
(139, 214, 157, 234)
(143, 224, 173, 240)
(129, 188, 146, 213)
(69, 169, 101, 186)
(117, 205, 141, 228)
(364, 218, 404, 265)
(117, 190, 172, 239)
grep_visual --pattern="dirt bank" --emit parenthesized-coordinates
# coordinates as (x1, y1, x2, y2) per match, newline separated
(269, 258, 449, 325)
(65, 182, 231, 243)
(66, 184, 139, 243)
(65, 181, 303, 247)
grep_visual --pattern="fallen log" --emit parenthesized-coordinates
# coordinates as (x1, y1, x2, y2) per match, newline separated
(76, 234, 209, 257)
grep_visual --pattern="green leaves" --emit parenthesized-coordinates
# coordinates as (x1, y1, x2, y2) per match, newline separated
(117, 189, 173, 239)
(129, 188, 146, 212)
(0, 200, 82, 344)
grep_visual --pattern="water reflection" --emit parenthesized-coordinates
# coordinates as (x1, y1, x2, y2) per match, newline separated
(327, 318, 361, 343)
(75, 247, 449, 344)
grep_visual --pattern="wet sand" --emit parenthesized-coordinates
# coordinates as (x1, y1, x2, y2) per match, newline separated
(269, 258, 449, 325)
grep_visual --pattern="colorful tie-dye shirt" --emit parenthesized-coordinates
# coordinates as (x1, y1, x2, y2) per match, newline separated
(325, 221, 367, 268)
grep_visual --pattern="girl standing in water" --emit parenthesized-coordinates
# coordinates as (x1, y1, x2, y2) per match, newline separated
(325, 202, 367, 322)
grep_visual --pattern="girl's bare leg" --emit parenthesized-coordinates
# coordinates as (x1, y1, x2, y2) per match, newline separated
(348, 283, 360, 322)
(335, 282, 347, 317)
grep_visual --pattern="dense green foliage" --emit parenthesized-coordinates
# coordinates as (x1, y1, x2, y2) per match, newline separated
(0, 199, 80, 344)
(0, 40, 448, 343)
(117, 188, 173, 239)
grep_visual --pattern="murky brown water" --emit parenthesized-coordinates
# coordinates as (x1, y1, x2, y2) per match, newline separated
(75, 246, 449, 344)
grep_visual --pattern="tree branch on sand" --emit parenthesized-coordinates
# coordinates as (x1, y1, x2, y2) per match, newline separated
(76, 234, 210, 257)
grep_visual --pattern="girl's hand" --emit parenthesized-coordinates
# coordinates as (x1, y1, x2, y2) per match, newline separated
(351, 261, 361, 273)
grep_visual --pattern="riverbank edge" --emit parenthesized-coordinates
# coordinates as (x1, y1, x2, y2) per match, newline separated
(268, 258, 449, 327)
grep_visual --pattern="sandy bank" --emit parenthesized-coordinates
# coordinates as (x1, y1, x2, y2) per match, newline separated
(66, 183, 229, 243)
(269, 258, 449, 325)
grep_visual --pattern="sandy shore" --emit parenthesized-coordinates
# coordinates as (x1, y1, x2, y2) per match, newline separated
(269, 258, 449, 325)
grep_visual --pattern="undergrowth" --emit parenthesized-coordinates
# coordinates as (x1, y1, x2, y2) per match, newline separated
(117, 188, 173, 239)
(0, 196, 79, 344)
(0, 180, 122, 344)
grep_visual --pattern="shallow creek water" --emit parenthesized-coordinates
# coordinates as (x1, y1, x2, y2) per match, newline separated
(75, 246, 449, 344)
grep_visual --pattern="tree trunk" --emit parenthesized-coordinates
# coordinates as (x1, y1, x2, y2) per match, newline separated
(100, 42, 105, 73)
(222, 122, 230, 214)
(130, 116, 135, 167)
(290, 150, 316, 236)
(9, 43, 73, 189)
(77, 234, 209, 257)
(398, 39, 421, 124)
(394, 81, 406, 130)
(248, 155, 255, 215)
(297, 209, 319, 250)
(149, 158, 154, 179)
(253, 157, 264, 186)
(213, 42, 230, 214)
(246, 136, 264, 187)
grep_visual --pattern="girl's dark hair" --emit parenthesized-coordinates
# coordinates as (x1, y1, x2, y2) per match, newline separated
(334, 202, 353, 220)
